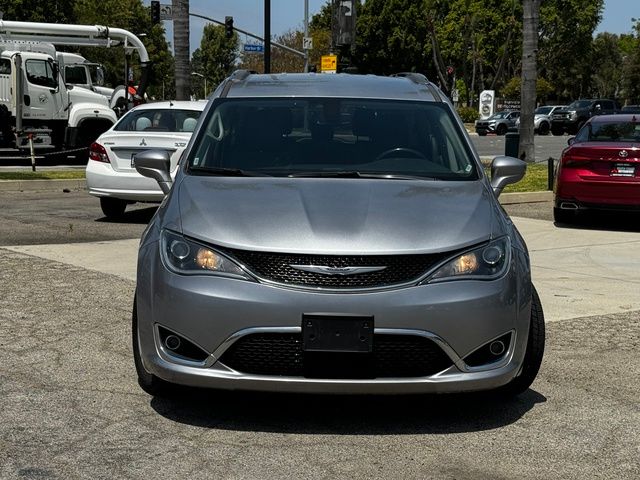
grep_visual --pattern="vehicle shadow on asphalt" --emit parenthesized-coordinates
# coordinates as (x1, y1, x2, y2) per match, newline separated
(95, 206, 157, 224)
(150, 388, 547, 434)
(554, 211, 640, 233)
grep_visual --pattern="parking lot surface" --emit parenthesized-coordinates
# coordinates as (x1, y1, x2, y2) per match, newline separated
(1, 188, 639, 479)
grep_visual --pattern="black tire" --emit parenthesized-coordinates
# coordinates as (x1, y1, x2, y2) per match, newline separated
(553, 207, 577, 225)
(477, 131, 487, 136)
(538, 122, 550, 136)
(499, 286, 545, 396)
(551, 127, 564, 136)
(100, 197, 127, 218)
(132, 295, 171, 396)
(496, 124, 507, 136)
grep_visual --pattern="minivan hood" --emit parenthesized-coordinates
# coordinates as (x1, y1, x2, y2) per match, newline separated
(176, 177, 497, 255)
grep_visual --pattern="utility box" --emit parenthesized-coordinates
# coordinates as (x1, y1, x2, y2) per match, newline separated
(505, 132, 520, 158)
(332, 0, 356, 46)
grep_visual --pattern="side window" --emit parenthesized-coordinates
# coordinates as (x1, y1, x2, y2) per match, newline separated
(0, 59, 11, 75)
(602, 101, 614, 110)
(25, 60, 57, 88)
(65, 65, 88, 84)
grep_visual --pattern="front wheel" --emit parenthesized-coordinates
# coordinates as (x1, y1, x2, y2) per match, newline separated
(496, 124, 507, 136)
(498, 286, 545, 396)
(551, 127, 564, 136)
(477, 131, 487, 137)
(538, 122, 550, 136)
(100, 197, 127, 218)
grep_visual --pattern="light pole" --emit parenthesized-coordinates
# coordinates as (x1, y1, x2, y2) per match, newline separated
(191, 72, 206, 99)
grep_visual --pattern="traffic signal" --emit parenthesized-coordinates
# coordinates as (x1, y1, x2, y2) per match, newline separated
(225, 16, 234, 39)
(151, 1, 160, 25)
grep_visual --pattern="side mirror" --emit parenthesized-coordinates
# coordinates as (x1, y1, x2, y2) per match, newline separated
(134, 150, 172, 194)
(490, 155, 526, 197)
(567, 137, 576, 146)
(95, 66, 105, 86)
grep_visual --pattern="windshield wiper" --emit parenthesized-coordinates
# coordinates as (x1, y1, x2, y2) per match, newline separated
(288, 171, 435, 180)
(189, 166, 268, 177)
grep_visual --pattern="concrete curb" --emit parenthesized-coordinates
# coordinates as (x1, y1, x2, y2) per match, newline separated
(0, 179, 86, 192)
(499, 190, 552, 204)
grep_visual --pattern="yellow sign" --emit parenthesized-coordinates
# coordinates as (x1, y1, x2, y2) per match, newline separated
(320, 55, 338, 73)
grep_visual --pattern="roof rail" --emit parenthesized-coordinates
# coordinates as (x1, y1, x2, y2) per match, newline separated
(393, 72, 429, 85)
(230, 69, 256, 81)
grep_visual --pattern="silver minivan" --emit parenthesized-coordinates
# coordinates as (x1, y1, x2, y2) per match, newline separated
(132, 71, 544, 396)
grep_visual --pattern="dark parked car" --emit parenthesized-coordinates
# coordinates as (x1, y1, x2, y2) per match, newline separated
(554, 114, 640, 223)
(551, 99, 617, 136)
(132, 71, 544, 397)
(475, 110, 520, 136)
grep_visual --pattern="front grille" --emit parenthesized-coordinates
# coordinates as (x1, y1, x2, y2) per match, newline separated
(219, 333, 453, 378)
(217, 248, 452, 289)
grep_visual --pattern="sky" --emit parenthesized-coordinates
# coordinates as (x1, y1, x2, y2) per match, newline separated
(145, 0, 640, 55)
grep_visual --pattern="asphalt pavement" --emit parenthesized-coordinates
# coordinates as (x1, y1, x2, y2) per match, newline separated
(470, 133, 570, 162)
(1, 187, 639, 479)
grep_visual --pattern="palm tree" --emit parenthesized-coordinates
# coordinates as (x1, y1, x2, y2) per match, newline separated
(519, 0, 541, 162)
(173, 0, 190, 100)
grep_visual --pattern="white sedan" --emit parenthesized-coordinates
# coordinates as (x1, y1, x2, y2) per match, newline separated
(86, 101, 207, 218)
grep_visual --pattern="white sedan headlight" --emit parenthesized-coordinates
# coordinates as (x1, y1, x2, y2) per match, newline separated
(161, 230, 253, 280)
(424, 237, 510, 283)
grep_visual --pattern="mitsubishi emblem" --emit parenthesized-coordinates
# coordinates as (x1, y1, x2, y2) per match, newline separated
(140, 138, 147, 147)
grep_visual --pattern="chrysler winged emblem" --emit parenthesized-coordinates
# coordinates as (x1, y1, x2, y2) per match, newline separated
(290, 265, 387, 276)
(140, 138, 147, 147)
(619, 150, 629, 158)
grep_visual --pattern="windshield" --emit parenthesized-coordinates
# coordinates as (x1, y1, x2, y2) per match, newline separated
(65, 65, 88, 84)
(568, 100, 592, 109)
(575, 121, 640, 142)
(188, 98, 478, 180)
(115, 109, 202, 133)
(535, 107, 552, 115)
(489, 112, 509, 119)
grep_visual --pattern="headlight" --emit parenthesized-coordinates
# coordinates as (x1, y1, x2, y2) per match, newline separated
(569, 111, 578, 120)
(160, 230, 253, 280)
(424, 237, 510, 283)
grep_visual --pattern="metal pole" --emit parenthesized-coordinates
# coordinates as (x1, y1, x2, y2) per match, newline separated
(264, 0, 271, 73)
(304, 0, 309, 72)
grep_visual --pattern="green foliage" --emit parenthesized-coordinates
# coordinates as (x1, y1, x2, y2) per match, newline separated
(191, 24, 238, 95)
(500, 77, 555, 100)
(457, 106, 479, 123)
(74, 0, 173, 98)
(0, 0, 75, 23)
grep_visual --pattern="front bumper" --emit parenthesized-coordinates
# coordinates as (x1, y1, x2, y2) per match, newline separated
(135, 241, 532, 394)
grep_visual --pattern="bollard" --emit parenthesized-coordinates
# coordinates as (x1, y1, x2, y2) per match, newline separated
(28, 133, 36, 172)
(548, 157, 554, 191)
(505, 132, 519, 158)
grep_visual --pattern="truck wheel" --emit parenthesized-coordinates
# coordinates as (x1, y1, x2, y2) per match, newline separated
(551, 127, 564, 136)
(496, 124, 507, 136)
(498, 286, 545, 396)
(538, 122, 550, 135)
(100, 197, 127, 218)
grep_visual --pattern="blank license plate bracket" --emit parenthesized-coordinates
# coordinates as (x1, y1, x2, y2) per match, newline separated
(302, 314, 373, 353)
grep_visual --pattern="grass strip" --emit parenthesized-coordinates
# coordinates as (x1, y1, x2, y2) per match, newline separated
(0, 171, 86, 181)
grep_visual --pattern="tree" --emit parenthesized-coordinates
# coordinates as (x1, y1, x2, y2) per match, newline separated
(0, 0, 75, 23)
(519, 0, 540, 163)
(591, 33, 624, 99)
(74, 0, 173, 99)
(172, 0, 190, 100)
(238, 30, 303, 74)
(538, 0, 604, 100)
(191, 24, 238, 95)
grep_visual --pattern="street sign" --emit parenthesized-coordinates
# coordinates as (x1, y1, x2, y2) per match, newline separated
(159, 4, 173, 21)
(303, 36, 313, 50)
(243, 44, 264, 53)
(321, 54, 337, 74)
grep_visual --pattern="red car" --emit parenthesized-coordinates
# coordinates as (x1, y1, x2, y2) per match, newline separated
(554, 114, 640, 223)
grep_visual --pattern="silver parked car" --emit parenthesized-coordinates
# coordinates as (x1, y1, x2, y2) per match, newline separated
(133, 71, 545, 396)
(514, 105, 567, 135)
(475, 110, 520, 136)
